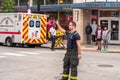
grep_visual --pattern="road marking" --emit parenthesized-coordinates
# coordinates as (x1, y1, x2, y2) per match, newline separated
(118, 75, 120, 78)
(36, 51, 53, 53)
(36, 50, 65, 54)
(2, 53, 26, 56)
(0, 56, 6, 58)
(19, 51, 41, 54)
(19, 51, 56, 54)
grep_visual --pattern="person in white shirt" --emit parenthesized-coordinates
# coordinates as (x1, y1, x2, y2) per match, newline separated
(49, 25, 56, 50)
(91, 21, 97, 42)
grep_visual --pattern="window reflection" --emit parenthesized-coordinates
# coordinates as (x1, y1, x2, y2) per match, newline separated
(46, 0, 73, 5)
(60, 11, 73, 30)
(46, 0, 58, 5)
(100, 11, 119, 17)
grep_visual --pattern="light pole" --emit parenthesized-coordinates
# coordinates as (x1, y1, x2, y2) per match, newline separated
(17, 0, 20, 6)
(37, 0, 40, 13)
(27, 0, 33, 13)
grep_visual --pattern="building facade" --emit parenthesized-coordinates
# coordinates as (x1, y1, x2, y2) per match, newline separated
(73, 0, 120, 44)
(16, 0, 120, 44)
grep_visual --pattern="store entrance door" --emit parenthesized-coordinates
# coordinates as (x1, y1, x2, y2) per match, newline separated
(99, 18, 120, 44)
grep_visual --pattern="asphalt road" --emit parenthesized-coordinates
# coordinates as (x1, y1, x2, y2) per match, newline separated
(0, 45, 120, 80)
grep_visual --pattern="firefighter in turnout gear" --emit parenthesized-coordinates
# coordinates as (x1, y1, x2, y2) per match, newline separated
(55, 20, 82, 80)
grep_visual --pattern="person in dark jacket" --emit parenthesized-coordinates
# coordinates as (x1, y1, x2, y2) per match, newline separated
(85, 23, 92, 44)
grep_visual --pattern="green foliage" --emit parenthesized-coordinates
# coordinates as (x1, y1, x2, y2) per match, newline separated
(0, 0, 15, 13)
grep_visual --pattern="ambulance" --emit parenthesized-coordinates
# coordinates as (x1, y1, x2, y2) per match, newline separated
(0, 13, 47, 47)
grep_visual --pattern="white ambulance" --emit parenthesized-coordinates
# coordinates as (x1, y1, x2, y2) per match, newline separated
(0, 13, 47, 47)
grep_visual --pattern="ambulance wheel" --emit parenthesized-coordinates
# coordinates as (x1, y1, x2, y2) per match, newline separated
(0, 43, 3, 46)
(27, 44, 35, 48)
(6, 38, 13, 47)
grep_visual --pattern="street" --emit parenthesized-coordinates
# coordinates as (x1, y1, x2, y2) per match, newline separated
(0, 45, 120, 80)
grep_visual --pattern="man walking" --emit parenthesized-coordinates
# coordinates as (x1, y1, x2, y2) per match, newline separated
(56, 20, 82, 80)
(49, 25, 56, 51)
(85, 23, 92, 44)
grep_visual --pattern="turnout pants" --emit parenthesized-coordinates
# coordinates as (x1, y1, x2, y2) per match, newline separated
(62, 50, 79, 80)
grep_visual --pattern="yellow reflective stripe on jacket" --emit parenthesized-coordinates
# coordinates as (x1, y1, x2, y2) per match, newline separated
(70, 76, 77, 80)
(62, 74, 69, 78)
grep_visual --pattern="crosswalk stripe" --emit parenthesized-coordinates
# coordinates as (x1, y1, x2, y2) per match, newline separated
(36, 50, 65, 53)
(36, 51, 53, 53)
(18, 51, 41, 54)
(2, 53, 26, 56)
(0, 56, 6, 58)
(0, 50, 65, 58)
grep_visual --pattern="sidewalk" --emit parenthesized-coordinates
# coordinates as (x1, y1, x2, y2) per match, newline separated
(42, 41, 120, 53)
(81, 44, 120, 53)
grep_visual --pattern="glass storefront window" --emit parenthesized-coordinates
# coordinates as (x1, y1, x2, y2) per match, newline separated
(100, 20, 108, 29)
(85, 0, 95, 2)
(46, 0, 58, 5)
(33, 0, 44, 5)
(19, 0, 28, 6)
(60, 11, 73, 30)
(107, 0, 116, 2)
(100, 11, 119, 17)
(96, 0, 106, 2)
(46, 0, 73, 5)
(15, 0, 44, 6)
(91, 10, 98, 24)
(59, 0, 73, 4)
(111, 20, 119, 40)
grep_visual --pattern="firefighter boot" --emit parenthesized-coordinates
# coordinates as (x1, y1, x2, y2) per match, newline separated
(62, 54, 70, 80)
(70, 54, 79, 80)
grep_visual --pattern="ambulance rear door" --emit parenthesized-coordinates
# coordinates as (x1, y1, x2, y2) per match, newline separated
(28, 15, 40, 43)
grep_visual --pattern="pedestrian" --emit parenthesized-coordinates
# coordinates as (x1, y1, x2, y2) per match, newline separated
(85, 23, 92, 44)
(55, 20, 82, 80)
(47, 17, 54, 40)
(91, 21, 97, 42)
(49, 23, 56, 51)
(102, 27, 111, 51)
(95, 25, 103, 50)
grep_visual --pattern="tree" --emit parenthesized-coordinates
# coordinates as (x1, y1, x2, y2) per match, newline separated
(0, 0, 15, 13)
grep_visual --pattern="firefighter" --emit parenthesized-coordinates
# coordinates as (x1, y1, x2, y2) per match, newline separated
(55, 20, 82, 80)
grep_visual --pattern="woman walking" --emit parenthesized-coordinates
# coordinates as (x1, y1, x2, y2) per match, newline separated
(95, 25, 103, 50)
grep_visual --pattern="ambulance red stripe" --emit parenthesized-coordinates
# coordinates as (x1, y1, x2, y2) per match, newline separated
(37, 39, 40, 43)
(28, 39, 31, 43)
(0, 32, 21, 34)
(40, 36, 45, 43)
(32, 39, 36, 43)
(41, 25, 46, 32)
(42, 16, 47, 23)
(41, 31, 45, 39)
(23, 24, 28, 32)
(41, 18, 45, 25)
(23, 29, 28, 38)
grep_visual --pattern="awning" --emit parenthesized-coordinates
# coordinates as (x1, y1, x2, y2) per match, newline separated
(16, 2, 120, 12)
(16, 4, 72, 11)
(72, 2, 120, 9)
